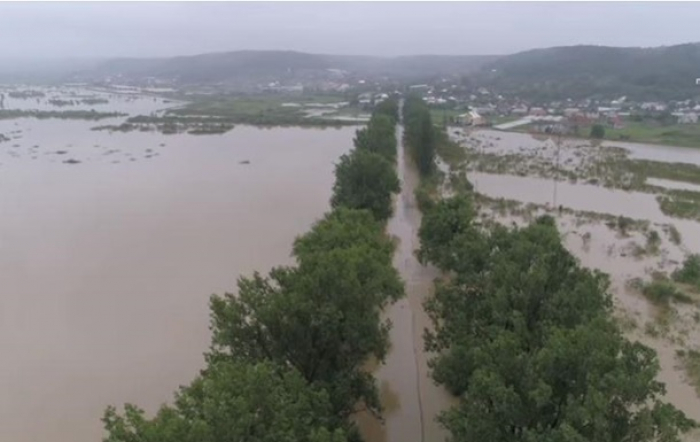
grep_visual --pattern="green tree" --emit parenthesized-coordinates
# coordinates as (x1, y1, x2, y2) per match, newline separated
(420, 210, 695, 442)
(103, 360, 347, 442)
(590, 123, 605, 139)
(373, 98, 399, 124)
(436, 316, 695, 442)
(209, 208, 403, 423)
(331, 149, 400, 222)
(403, 95, 436, 177)
(353, 114, 397, 161)
(416, 195, 484, 273)
(293, 207, 395, 259)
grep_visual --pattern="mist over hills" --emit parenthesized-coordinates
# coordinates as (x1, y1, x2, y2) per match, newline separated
(66, 51, 497, 84)
(472, 43, 700, 100)
(4, 43, 700, 100)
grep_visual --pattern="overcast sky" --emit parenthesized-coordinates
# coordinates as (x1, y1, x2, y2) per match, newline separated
(1, 2, 699, 59)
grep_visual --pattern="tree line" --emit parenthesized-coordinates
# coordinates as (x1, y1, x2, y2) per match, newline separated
(399, 94, 696, 442)
(102, 99, 403, 442)
(402, 95, 436, 178)
(417, 193, 696, 442)
(332, 99, 400, 222)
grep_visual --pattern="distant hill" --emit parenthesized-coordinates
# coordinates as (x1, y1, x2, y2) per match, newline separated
(0, 58, 104, 84)
(67, 50, 498, 85)
(9, 44, 700, 100)
(476, 43, 700, 101)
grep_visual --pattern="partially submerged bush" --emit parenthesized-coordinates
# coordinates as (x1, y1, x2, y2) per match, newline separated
(673, 254, 700, 289)
(642, 278, 693, 307)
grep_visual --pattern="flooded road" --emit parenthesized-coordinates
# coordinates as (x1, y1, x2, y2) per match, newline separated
(0, 123, 356, 442)
(358, 124, 454, 442)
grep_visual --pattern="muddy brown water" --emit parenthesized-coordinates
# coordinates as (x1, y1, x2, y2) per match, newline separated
(355, 125, 455, 442)
(463, 130, 700, 435)
(0, 122, 357, 442)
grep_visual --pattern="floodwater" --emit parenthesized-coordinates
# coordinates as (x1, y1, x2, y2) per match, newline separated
(472, 172, 661, 220)
(0, 85, 176, 115)
(602, 139, 700, 164)
(356, 124, 454, 442)
(457, 127, 700, 166)
(0, 104, 357, 442)
(465, 128, 700, 435)
(646, 177, 700, 193)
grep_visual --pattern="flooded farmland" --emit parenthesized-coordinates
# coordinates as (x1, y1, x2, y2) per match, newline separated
(4, 85, 700, 442)
(451, 128, 700, 439)
(0, 88, 359, 442)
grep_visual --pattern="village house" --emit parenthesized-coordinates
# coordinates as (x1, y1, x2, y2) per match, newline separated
(610, 115, 625, 129)
(677, 112, 699, 124)
(563, 108, 582, 118)
(641, 102, 667, 112)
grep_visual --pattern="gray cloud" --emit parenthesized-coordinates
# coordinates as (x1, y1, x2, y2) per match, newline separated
(1, 2, 699, 59)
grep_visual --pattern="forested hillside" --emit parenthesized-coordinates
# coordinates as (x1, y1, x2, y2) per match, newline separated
(475, 43, 700, 100)
(69, 51, 496, 84)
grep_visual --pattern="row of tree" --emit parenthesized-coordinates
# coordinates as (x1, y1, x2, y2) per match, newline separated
(402, 95, 436, 177)
(416, 194, 696, 442)
(332, 99, 400, 222)
(103, 101, 403, 442)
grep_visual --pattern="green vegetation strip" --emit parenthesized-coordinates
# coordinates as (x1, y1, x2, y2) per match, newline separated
(416, 193, 697, 441)
(461, 130, 700, 221)
(405, 94, 698, 439)
(103, 99, 403, 442)
(606, 121, 700, 149)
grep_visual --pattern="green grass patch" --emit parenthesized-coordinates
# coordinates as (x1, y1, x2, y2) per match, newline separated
(429, 109, 464, 126)
(624, 159, 700, 187)
(657, 190, 700, 221)
(605, 121, 700, 148)
(170, 97, 304, 118)
(163, 95, 358, 127)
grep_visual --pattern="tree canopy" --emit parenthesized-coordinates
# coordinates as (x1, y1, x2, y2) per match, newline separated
(418, 196, 696, 442)
(372, 98, 399, 124)
(103, 360, 346, 442)
(353, 113, 397, 161)
(103, 98, 402, 442)
(331, 149, 400, 222)
(402, 95, 436, 177)
(590, 123, 605, 139)
(332, 101, 401, 223)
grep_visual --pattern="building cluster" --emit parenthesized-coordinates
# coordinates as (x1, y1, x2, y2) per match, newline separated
(403, 81, 700, 134)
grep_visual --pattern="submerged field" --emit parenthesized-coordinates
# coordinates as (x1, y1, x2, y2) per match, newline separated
(453, 129, 700, 222)
(442, 128, 700, 436)
(509, 119, 700, 149)
(0, 85, 361, 442)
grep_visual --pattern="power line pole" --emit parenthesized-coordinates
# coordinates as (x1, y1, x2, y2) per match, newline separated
(553, 132, 562, 209)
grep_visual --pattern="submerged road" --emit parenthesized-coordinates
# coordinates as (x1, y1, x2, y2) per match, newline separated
(358, 119, 454, 442)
